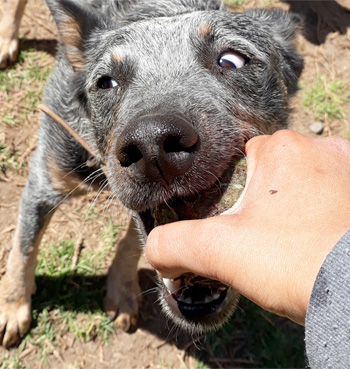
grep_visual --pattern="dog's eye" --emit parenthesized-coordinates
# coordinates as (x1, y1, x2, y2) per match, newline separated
(219, 52, 246, 69)
(97, 76, 118, 89)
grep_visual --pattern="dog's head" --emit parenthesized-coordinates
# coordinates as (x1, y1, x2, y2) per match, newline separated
(47, 0, 303, 333)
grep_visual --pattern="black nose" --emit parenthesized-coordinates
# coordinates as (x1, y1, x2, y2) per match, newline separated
(115, 114, 199, 182)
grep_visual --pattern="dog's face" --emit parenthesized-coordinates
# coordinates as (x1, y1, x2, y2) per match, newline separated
(48, 0, 303, 333)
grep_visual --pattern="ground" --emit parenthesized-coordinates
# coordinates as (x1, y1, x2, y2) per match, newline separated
(0, 0, 349, 368)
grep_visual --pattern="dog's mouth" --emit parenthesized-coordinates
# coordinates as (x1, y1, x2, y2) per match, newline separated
(162, 274, 228, 320)
(136, 159, 246, 332)
(138, 158, 246, 233)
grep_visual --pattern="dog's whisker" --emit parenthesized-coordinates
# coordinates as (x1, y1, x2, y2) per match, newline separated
(134, 287, 159, 299)
(99, 192, 115, 221)
(47, 167, 106, 216)
(165, 321, 178, 342)
(61, 162, 87, 178)
(102, 190, 119, 217)
(87, 179, 109, 215)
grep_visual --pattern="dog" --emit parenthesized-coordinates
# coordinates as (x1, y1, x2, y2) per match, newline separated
(0, 0, 28, 69)
(0, 0, 303, 347)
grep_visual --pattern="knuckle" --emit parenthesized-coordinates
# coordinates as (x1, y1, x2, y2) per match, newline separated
(271, 129, 301, 142)
(245, 134, 269, 153)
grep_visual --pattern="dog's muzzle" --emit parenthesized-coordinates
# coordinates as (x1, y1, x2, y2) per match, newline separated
(135, 161, 246, 332)
(115, 112, 246, 331)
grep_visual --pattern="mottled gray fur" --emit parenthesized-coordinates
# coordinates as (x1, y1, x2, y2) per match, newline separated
(15, 0, 303, 336)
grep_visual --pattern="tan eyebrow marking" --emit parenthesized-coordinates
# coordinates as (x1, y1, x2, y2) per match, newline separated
(198, 22, 212, 40)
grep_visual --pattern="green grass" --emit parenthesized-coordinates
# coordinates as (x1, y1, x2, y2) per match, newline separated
(225, 0, 246, 5)
(198, 298, 305, 368)
(0, 354, 25, 369)
(0, 48, 54, 125)
(303, 76, 348, 121)
(0, 142, 21, 176)
(7, 218, 123, 367)
(2, 115, 16, 125)
(195, 362, 210, 369)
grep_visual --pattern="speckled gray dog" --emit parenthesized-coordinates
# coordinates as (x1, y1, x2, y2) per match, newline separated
(0, 0, 303, 347)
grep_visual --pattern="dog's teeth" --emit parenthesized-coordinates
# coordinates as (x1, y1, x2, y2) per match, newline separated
(184, 297, 193, 304)
(212, 293, 220, 300)
(176, 295, 184, 302)
(162, 278, 181, 294)
(205, 295, 214, 303)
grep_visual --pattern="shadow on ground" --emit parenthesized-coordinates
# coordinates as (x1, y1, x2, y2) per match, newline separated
(32, 268, 305, 368)
(20, 38, 57, 57)
(283, 0, 350, 45)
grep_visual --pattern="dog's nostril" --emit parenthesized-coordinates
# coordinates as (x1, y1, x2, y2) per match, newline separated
(119, 145, 143, 167)
(163, 136, 197, 154)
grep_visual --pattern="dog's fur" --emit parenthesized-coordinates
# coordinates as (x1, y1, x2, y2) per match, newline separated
(0, 0, 303, 347)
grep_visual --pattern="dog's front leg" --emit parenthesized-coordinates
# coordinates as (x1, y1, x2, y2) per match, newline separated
(0, 153, 62, 347)
(103, 216, 142, 331)
(0, 0, 28, 69)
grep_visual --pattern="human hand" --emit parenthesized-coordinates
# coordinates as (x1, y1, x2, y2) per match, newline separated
(145, 130, 350, 325)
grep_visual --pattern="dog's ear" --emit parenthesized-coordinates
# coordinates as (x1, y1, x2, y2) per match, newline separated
(244, 8, 304, 95)
(46, 0, 104, 71)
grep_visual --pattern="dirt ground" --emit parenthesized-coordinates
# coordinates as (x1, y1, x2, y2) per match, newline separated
(0, 0, 350, 368)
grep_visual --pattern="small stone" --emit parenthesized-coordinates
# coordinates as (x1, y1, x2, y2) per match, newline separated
(309, 122, 324, 134)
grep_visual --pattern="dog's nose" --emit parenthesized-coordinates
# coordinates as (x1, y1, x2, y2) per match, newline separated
(116, 114, 199, 182)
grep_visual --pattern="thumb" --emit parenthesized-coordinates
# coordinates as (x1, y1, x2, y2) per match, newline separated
(145, 219, 205, 279)
(145, 215, 242, 285)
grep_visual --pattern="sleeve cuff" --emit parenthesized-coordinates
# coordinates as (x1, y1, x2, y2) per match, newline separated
(305, 228, 350, 368)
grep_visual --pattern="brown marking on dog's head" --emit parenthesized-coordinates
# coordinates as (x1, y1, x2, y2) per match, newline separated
(198, 22, 212, 40)
(47, 157, 98, 195)
(58, 18, 85, 71)
(112, 51, 124, 64)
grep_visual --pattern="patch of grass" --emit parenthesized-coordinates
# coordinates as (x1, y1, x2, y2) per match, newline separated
(199, 298, 305, 368)
(28, 309, 56, 367)
(27, 218, 122, 364)
(99, 218, 121, 251)
(303, 76, 348, 121)
(0, 48, 54, 125)
(74, 219, 121, 275)
(195, 362, 210, 369)
(63, 311, 115, 343)
(225, 0, 246, 5)
(0, 68, 25, 95)
(81, 203, 99, 222)
(36, 239, 75, 278)
(2, 114, 16, 125)
(0, 354, 25, 369)
(0, 142, 21, 176)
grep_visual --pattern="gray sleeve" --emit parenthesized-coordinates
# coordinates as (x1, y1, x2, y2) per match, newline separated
(305, 228, 350, 368)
